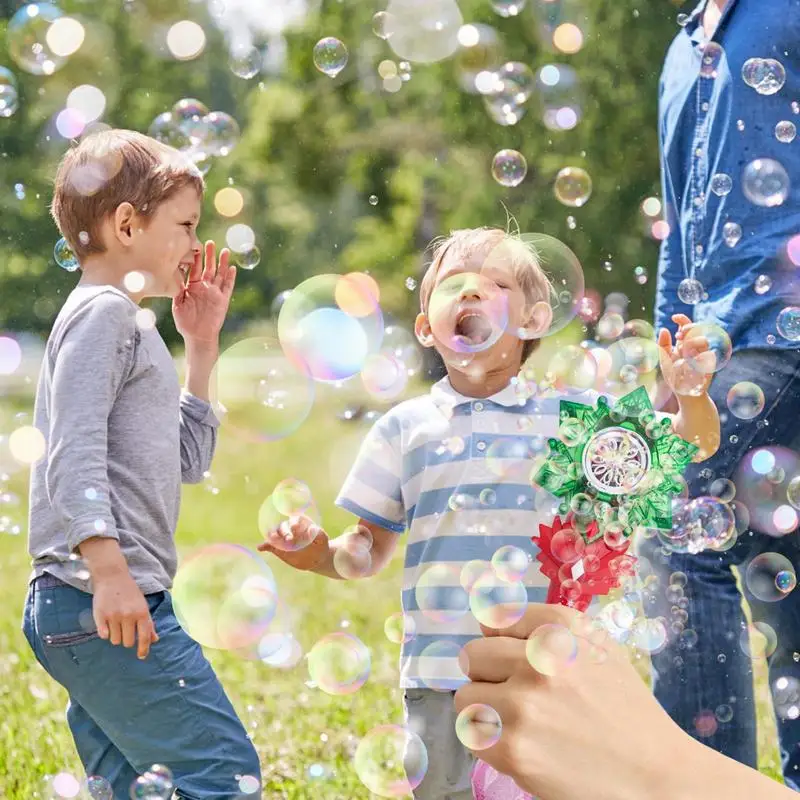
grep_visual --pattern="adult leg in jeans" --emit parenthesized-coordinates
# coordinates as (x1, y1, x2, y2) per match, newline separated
(639, 348, 800, 782)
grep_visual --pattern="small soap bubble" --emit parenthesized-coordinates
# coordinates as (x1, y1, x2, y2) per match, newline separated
(54, 238, 79, 272)
(229, 45, 261, 79)
(8, 3, 70, 76)
(237, 245, 260, 270)
(742, 158, 790, 208)
(313, 37, 348, 77)
(754, 274, 772, 295)
(554, 167, 592, 207)
(372, 11, 393, 40)
(455, 704, 502, 750)
(634, 266, 648, 285)
(526, 624, 578, 675)
(727, 382, 764, 420)
(307, 632, 371, 695)
(405, 276, 417, 291)
(85, 775, 113, 800)
(368, 194, 379, 206)
(722, 222, 742, 248)
(677, 277, 704, 305)
(490, 0, 526, 17)
(354, 725, 428, 796)
(710, 173, 732, 196)
(776, 121, 797, 143)
(491, 149, 527, 187)
(699, 42, 723, 78)
(746, 553, 796, 602)
(0, 67, 19, 118)
(777, 307, 800, 341)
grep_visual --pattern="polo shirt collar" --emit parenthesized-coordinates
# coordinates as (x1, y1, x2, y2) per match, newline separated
(430, 377, 522, 409)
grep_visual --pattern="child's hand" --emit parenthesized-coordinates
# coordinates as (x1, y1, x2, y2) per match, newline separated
(173, 240, 236, 345)
(258, 516, 330, 572)
(658, 313, 716, 396)
(93, 572, 159, 660)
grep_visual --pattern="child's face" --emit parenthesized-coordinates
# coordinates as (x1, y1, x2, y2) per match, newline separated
(129, 185, 202, 298)
(416, 246, 540, 373)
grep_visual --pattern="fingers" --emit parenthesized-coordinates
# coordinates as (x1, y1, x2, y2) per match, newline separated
(95, 611, 110, 640)
(187, 248, 203, 284)
(671, 313, 692, 327)
(202, 240, 216, 282)
(136, 617, 156, 659)
(213, 248, 232, 289)
(107, 619, 123, 646)
(459, 637, 530, 683)
(121, 617, 137, 649)
(478, 602, 576, 640)
(453, 680, 515, 723)
(657, 328, 672, 351)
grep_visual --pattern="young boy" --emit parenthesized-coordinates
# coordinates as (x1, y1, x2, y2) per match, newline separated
(258, 227, 720, 799)
(22, 130, 260, 799)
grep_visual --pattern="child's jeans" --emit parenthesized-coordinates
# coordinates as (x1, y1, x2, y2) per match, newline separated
(22, 573, 261, 799)
(403, 688, 475, 799)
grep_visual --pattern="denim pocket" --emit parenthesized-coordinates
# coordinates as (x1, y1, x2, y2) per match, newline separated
(42, 629, 101, 648)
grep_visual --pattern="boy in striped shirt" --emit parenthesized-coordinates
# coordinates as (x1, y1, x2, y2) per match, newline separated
(259, 227, 720, 799)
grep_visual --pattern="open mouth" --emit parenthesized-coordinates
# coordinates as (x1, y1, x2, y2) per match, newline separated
(454, 309, 494, 346)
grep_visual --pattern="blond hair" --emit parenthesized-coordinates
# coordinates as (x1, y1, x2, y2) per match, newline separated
(420, 227, 554, 360)
(51, 129, 204, 261)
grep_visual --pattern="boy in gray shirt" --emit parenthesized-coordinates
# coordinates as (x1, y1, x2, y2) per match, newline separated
(22, 130, 260, 798)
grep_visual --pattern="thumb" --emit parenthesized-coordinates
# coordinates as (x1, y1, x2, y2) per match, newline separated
(95, 613, 109, 640)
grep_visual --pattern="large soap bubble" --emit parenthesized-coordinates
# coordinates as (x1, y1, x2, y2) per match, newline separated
(384, 0, 463, 64)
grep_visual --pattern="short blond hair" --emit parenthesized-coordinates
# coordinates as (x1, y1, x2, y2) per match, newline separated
(420, 227, 554, 360)
(51, 129, 204, 261)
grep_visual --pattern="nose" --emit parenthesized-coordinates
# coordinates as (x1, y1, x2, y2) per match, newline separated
(459, 274, 485, 302)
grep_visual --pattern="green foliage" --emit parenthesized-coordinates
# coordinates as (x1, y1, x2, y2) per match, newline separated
(0, 0, 680, 345)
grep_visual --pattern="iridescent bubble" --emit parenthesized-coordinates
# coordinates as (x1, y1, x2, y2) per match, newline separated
(354, 725, 428, 796)
(710, 173, 732, 196)
(148, 112, 191, 150)
(84, 775, 112, 800)
(526, 624, 578, 675)
(361, 353, 408, 401)
(777, 307, 800, 341)
(54, 238, 79, 272)
(550, 525, 585, 564)
(546, 345, 598, 393)
(8, 3, 69, 76)
(722, 221, 742, 248)
(742, 57, 764, 87)
(307, 632, 370, 695)
(677, 277, 704, 305)
(468, 571, 527, 628)
(709, 478, 736, 503)
(172, 544, 277, 651)
(630, 617, 668, 654)
(381, 325, 423, 375)
(490, 0, 526, 17)
(0, 67, 19, 118)
(492, 61, 536, 104)
(384, 612, 416, 644)
(743, 57, 786, 95)
(746, 553, 796, 602)
(699, 42, 723, 78)
(742, 158, 790, 208)
(455, 704, 502, 750)
(740, 621, 778, 659)
(202, 111, 241, 157)
(554, 167, 592, 207)
(171, 98, 211, 145)
(313, 36, 348, 77)
(415, 564, 469, 624)
(272, 478, 313, 517)
(384, 0, 463, 65)
(278, 274, 383, 381)
(454, 24, 502, 93)
(372, 11, 393, 39)
(491, 545, 530, 582)
(491, 149, 527, 188)
(754, 274, 773, 295)
(229, 44, 261, 79)
(777, 121, 797, 143)
(130, 766, 174, 800)
(684, 322, 732, 374)
(787, 476, 800, 510)
(727, 382, 765, 420)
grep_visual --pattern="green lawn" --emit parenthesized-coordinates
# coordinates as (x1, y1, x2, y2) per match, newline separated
(0, 336, 784, 798)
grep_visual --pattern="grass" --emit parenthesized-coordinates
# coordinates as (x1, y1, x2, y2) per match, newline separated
(0, 332, 784, 798)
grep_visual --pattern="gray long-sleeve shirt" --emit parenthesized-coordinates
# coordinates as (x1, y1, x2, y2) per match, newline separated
(27, 285, 219, 594)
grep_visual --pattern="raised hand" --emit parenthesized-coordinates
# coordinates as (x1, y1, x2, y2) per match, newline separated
(173, 240, 236, 344)
(658, 313, 716, 396)
(257, 516, 330, 572)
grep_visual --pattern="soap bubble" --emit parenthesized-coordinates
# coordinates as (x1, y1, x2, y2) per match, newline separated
(490, 0, 526, 17)
(313, 37, 348, 77)
(677, 277, 704, 305)
(236, 245, 260, 270)
(171, 98, 211, 145)
(746, 553, 796, 602)
(455, 704, 502, 750)
(491, 545, 530, 582)
(554, 167, 592, 207)
(742, 57, 786, 95)
(491, 61, 536, 105)
(491, 149, 527, 187)
(272, 478, 313, 517)
(84, 775, 112, 800)
(538, 64, 582, 132)
(229, 44, 261, 79)
(361, 353, 408, 401)
(740, 621, 778, 659)
(722, 222, 742, 248)
(468, 571, 528, 628)
(754, 274, 773, 295)
(684, 322, 731, 374)
(526, 624, 578, 676)
(381, 325, 423, 375)
(130, 765, 173, 800)
(777, 307, 800, 341)
(0, 68, 19, 118)
(482, 94, 526, 126)
(8, 3, 70, 76)
(354, 725, 428, 796)
(773, 676, 800, 721)
(372, 11, 393, 39)
(278, 273, 383, 381)
(148, 112, 191, 150)
(415, 564, 469, 624)
(710, 173, 732, 196)
(546, 344, 598, 392)
(454, 24, 502, 93)
(54, 238, 79, 272)
(742, 159, 790, 208)
(384, 612, 416, 644)
(308, 632, 371, 695)
(202, 111, 241, 157)
(777, 121, 797, 143)
(699, 42, 723, 78)
(726, 382, 765, 420)
(172, 544, 277, 651)
(384, 0, 463, 64)
(213, 336, 314, 442)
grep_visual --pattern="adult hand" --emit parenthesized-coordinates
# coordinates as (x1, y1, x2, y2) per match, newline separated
(454, 603, 689, 800)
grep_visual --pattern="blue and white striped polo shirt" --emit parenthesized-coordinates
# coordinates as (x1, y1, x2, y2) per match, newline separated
(336, 377, 600, 690)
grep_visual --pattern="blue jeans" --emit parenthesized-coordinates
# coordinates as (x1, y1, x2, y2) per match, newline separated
(22, 574, 262, 799)
(639, 348, 800, 789)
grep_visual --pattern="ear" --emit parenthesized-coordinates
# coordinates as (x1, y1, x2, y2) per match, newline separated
(112, 202, 137, 248)
(414, 312, 436, 349)
(517, 300, 554, 341)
